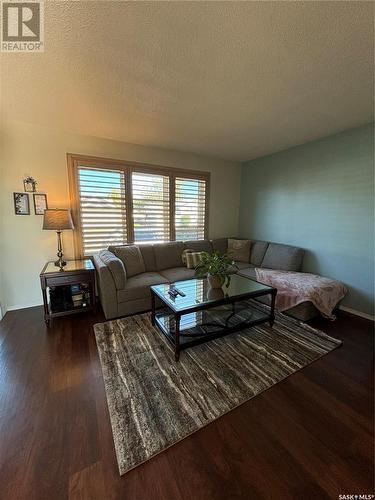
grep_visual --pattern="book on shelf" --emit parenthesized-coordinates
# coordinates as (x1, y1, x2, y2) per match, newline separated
(72, 293, 83, 301)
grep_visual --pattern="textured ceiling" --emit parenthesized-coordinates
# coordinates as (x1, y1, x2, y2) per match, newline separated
(1, 1, 374, 161)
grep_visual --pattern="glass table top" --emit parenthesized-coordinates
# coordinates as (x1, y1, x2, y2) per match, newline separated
(41, 259, 94, 275)
(151, 274, 274, 312)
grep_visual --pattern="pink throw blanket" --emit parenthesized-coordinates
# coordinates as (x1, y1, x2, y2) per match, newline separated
(255, 268, 347, 319)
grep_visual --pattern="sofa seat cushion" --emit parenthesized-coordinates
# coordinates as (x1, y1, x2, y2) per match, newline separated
(227, 261, 253, 274)
(235, 261, 253, 270)
(117, 272, 168, 303)
(159, 267, 196, 283)
(154, 242, 185, 270)
(261, 243, 304, 271)
(237, 267, 256, 280)
(183, 240, 212, 253)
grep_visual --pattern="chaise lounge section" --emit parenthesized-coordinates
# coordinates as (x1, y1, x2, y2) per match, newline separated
(93, 238, 321, 321)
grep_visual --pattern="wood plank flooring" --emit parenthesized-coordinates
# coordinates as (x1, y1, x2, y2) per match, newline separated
(0, 306, 373, 500)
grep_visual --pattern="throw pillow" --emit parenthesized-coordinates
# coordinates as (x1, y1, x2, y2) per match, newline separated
(182, 249, 202, 269)
(186, 252, 202, 269)
(227, 239, 251, 263)
(182, 249, 194, 267)
(114, 245, 146, 278)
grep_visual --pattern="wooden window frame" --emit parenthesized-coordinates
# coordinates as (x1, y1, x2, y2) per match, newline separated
(67, 153, 210, 258)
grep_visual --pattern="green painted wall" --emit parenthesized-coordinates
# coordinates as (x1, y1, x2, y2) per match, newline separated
(239, 124, 374, 316)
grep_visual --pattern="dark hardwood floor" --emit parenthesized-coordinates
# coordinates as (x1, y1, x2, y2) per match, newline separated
(0, 305, 373, 500)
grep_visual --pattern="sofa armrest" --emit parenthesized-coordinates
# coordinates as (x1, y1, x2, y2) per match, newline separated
(93, 251, 127, 319)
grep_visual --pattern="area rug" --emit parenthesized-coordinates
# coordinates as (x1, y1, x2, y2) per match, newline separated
(94, 301, 342, 475)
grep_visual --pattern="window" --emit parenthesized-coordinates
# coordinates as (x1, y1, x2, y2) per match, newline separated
(77, 167, 127, 256)
(175, 177, 206, 241)
(132, 171, 170, 244)
(67, 154, 209, 257)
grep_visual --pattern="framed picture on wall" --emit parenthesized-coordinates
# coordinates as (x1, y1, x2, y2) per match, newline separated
(33, 193, 48, 215)
(23, 176, 37, 192)
(13, 192, 30, 215)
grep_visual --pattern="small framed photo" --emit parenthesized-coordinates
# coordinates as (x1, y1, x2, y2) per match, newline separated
(13, 192, 30, 215)
(33, 193, 48, 215)
(23, 176, 37, 192)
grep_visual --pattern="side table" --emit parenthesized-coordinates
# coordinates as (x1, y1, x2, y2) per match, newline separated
(40, 259, 96, 326)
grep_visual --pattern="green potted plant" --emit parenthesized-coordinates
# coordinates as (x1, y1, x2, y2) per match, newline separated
(195, 251, 238, 288)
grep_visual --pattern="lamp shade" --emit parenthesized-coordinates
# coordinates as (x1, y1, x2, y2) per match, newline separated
(43, 209, 74, 230)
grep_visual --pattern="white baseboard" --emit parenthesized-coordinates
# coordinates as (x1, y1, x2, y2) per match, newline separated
(6, 301, 43, 312)
(339, 305, 374, 321)
(3, 301, 374, 322)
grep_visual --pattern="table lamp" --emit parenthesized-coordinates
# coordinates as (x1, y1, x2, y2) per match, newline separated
(43, 209, 74, 269)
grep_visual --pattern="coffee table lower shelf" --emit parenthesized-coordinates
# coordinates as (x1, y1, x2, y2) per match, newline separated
(152, 300, 274, 361)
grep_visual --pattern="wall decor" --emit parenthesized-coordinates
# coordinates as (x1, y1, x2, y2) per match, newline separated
(33, 193, 48, 215)
(13, 192, 30, 215)
(23, 176, 37, 192)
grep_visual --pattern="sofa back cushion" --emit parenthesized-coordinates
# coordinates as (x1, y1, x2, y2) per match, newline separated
(228, 238, 251, 263)
(98, 250, 126, 289)
(154, 241, 185, 270)
(261, 243, 304, 271)
(211, 238, 227, 255)
(250, 240, 269, 266)
(138, 244, 157, 272)
(184, 239, 213, 253)
(113, 245, 146, 277)
(109, 243, 157, 272)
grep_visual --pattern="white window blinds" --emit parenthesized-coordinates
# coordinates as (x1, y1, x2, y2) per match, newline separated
(78, 167, 127, 255)
(68, 155, 210, 257)
(175, 177, 207, 240)
(132, 171, 170, 243)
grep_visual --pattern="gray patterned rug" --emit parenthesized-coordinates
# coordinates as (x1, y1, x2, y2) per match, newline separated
(94, 301, 341, 475)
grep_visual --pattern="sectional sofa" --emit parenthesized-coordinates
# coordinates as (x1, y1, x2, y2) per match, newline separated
(93, 238, 319, 321)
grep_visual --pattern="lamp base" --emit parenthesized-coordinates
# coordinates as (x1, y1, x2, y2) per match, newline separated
(55, 230, 66, 269)
(54, 258, 66, 269)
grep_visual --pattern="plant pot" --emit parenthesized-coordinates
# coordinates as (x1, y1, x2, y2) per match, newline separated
(207, 274, 223, 289)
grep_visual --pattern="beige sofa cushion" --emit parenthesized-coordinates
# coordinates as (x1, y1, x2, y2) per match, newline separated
(159, 267, 196, 282)
(117, 272, 168, 303)
(98, 250, 126, 290)
(228, 239, 251, 263)
(154, 242, 185, 270)
(114, 245, 146, 277)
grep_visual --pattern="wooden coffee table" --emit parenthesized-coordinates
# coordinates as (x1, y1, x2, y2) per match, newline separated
(150, 275, 277, 361)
